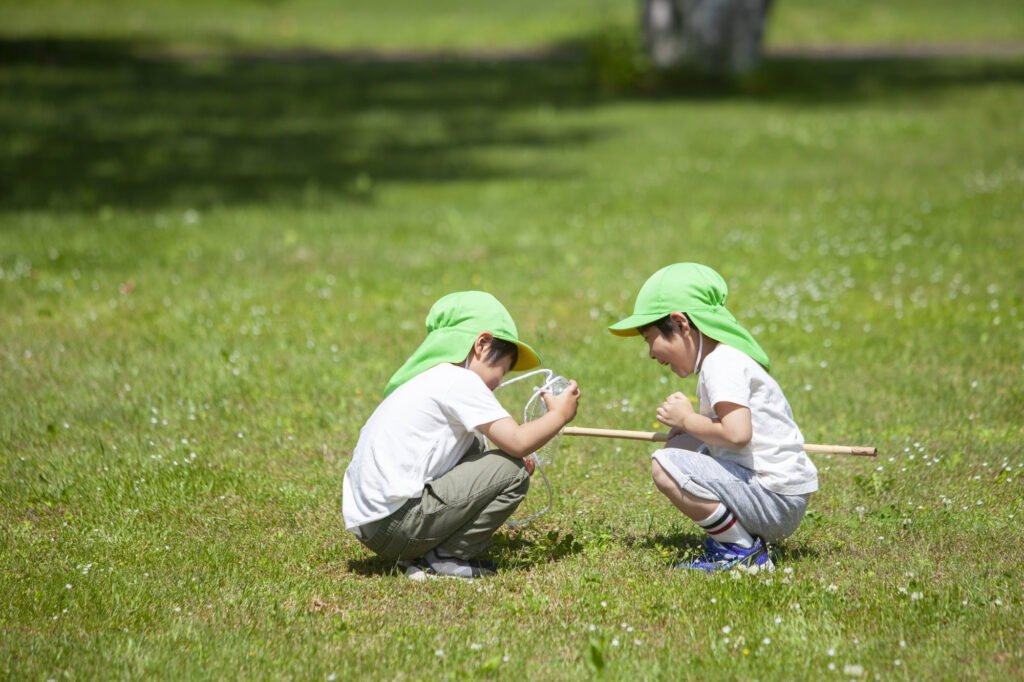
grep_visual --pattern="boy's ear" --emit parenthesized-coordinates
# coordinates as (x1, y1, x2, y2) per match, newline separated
(668, 311, 689, 333)
(474, 332, 494, 355)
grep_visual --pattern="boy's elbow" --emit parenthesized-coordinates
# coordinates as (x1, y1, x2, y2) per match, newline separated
(725, 428, 752, 449)
(501, 441, 531, 458)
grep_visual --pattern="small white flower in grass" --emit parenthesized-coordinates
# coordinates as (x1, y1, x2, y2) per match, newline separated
(899, 640, 906, 647)
(611, 638, 619, 647)
(588, 624, 596, 631)
(502, 656, 510, 662)
(894, 659, 902, 666)
(762, 638, 770, 645)
(174, 607, 181, 612)
(600, 601, 607, 608)
(827, 584, 838, 592)
(828, 663, 835, 671)
(470, 643, 482, 651)
(910, 592, 923, 601)
(827, 648, 836, 656)
(774, 617, 782, 624)
(844, 664, 864, 676)
(722, 626, 731, 634)
(65, 584, 72, 589)
(994, 599, 1003, 606)
(328, 674, 336, 681)
(634, 639, 641, 645)
(434, 650, 444, 657)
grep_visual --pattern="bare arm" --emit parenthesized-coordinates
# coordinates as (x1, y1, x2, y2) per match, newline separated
(477, 380, 580, 458)
(656, 393, 752, 449)
(682, 402, 752, 449)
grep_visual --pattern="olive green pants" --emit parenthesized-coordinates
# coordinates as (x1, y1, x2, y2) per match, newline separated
(353, 448, 530, 561)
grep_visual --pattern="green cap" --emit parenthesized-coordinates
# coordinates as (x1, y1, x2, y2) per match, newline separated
(383, 291, 541, 397)
(608, 263, 770, 370)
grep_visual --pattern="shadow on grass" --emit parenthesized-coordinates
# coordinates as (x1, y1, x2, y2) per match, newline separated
(345, 555, 408, 578)
(2, 36, 1021, 211)
(0, 37, 599, 211)
(487, 527, 585, 570)
(341, 527, 584, 576)
(633, 530, 821, 564)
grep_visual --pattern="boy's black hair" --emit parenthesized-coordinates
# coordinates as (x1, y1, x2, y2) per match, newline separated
(638, 313, 696, 337)
(486, 336, 518, 368)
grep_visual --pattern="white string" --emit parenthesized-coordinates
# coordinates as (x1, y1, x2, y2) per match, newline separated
(493, 368, 564, 525)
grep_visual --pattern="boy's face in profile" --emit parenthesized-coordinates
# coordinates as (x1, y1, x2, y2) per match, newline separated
(641, 312, 697, 379)
(473, 353, 514, 391)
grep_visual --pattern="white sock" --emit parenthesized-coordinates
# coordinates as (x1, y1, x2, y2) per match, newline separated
(696, 503, 754, 548)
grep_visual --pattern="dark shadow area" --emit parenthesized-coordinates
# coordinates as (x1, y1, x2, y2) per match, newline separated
(341, 528, 584, 576)
(622, 50, 1024, 102)
(345, 555, 408, 578)
(631, 530, 706, 555)
(633, 530, 820, 564)
(0, 38, 599, 211)
(487, 527, 585, 570)
(2, 37, 1022, 211)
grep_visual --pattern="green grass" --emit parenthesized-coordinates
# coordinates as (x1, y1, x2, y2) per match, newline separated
(2, 2, 1023, 680)
(1, 0, 1023, 51)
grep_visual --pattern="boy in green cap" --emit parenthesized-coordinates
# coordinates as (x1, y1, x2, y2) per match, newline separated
(343, 291, 581, 579)
(610, 263, 817, 572)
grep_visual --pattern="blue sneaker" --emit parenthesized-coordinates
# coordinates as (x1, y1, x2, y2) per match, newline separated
(677, 537, 774, 573)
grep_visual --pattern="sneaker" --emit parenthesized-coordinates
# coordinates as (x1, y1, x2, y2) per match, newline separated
(677, 537, 774, 573)
(404, 561, 429, 582)
(422, 549, 496, 579)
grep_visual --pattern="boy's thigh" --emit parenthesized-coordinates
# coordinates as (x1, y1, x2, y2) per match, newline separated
(368, 450, 529, 560)
(653, 448, 807, 541)
(425, 449, 529, 509)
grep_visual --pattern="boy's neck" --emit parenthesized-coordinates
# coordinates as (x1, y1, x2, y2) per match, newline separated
(696, 334, 718, 372)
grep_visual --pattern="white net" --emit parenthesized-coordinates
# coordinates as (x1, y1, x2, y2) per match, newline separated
(494, 368, 569, 525)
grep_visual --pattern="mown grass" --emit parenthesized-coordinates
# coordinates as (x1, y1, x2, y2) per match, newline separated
(2, 2, 1023, 680)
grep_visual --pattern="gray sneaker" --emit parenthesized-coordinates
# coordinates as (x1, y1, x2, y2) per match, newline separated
(423, 549, 496, 579)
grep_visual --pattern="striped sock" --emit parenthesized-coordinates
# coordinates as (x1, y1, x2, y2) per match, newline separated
(696, 503, 754, 548)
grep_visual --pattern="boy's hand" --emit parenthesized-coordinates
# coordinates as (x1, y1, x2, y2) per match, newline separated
(541, 379, 581, 424)
(656, 392, 695, 431)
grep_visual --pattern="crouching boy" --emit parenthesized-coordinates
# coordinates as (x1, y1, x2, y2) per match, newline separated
(343, 291, 580, 579)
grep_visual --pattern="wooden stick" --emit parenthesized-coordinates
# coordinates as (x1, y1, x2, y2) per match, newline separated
(561, 426, 878, 457)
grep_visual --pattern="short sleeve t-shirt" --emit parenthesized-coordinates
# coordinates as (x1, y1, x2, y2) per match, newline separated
(342, 363, 511, 530)
(697, 344, 818, 495)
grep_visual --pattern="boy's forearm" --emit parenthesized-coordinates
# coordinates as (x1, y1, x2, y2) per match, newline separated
(515, 410, 574, 456)
(682, 414, 748, 449)
(486, 411, 570, 458)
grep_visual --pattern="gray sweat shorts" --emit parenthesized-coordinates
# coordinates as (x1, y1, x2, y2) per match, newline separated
(652, 446, 810, 542)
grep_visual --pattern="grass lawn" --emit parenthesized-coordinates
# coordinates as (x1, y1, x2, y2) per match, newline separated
(1, 2, 1023, 680)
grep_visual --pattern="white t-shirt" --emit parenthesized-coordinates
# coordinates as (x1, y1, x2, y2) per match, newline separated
(697, 344, 818, 495)
(342, 363, 511, 530)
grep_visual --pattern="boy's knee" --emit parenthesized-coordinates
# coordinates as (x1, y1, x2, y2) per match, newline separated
(485, 450, 531, 494)
(651, 457, 673, 491)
